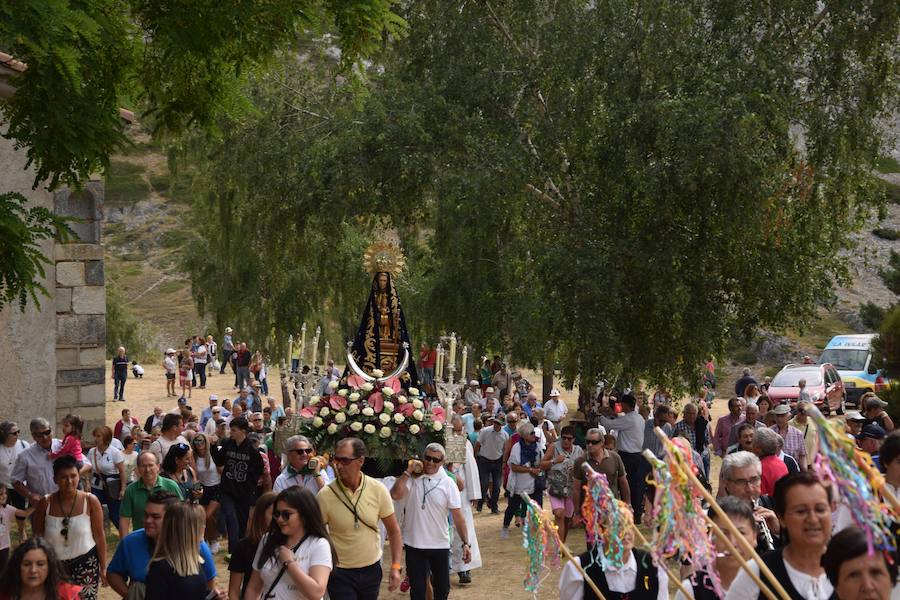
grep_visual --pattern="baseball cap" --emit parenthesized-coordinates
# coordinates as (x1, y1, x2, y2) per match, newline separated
(485, 387, 495, 393)
(845, 411, 866, 422)
(165, 348, 176, 355)
(867, 398, 889, 410)
(209, 394, 218, 402)
(549, 388, 561, 397)
(177, 396, 187, 406)
(771, 404, 791, 415)
(859, 423, 887, 440)
(469, 380, 479, 386)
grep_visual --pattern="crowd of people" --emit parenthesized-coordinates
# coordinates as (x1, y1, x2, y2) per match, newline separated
(1, 354, 899, 600)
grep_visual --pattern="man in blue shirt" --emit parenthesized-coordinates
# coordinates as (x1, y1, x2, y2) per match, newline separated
(107, 490, 221, 598)
(200, 394, 230, 430)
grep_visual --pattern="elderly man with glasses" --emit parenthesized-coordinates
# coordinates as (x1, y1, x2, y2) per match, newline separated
(11, 418, 62, 508)
(392, 443, 471, 600)
(118, 451, 183, 534)
(720, 450, 780, 552)
(317, 437, 403, 599)
(274, 435, 330, 493)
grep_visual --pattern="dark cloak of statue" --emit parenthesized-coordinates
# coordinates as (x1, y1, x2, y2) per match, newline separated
(346, 271, 418, 387)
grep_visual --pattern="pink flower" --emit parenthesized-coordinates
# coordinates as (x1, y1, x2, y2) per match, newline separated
(397, 403, 416, 417)
(431, 406, 446, 423)
(328, 395, 347, 410)
(383, 377, 402, 393)
(348, 374, 368, 389)
(368, 392, 384, 413)
(299, 407, 315, 418)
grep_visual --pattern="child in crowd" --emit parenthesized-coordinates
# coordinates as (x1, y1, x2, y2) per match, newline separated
(49, 414, 85, 469)
(131, 361, 144, 378)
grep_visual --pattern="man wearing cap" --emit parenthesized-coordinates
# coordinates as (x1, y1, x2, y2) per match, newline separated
(221, 326, 234, 375)
(204, 407, 224, 437)
(464, 380, 482, 408)
(858, 423, 887, 469)
(599, 394, 646, 522)
(864, 397, 895, 433)
(845, 411, 866, 437)
(200, 395, 229, 430)
(770, 404, 807, 470)
(163, 348, 177, 397)
(474, 416, 507, 513)
(212, 416, 264, 552)
(480, 387, 495, 410)
(543, 389, 568, 430)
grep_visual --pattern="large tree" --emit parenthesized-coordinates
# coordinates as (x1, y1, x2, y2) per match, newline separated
(0, 0, 404, 310)
(185, 0, 900, 385)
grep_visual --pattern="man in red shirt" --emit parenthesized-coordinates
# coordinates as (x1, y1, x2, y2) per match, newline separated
(754, 427, 788, 496)
(419, 343, 436, 395)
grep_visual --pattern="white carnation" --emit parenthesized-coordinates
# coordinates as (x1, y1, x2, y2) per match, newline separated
(380, 426, 392, 438)
(393, 413, 405, 424)
(350, 421, 363, 432)
(310, 395, 320, 404)
(319, 407, 330, 417)
(379, 413, 391, 425)
(348, 404, 360, 416)
(349, 392, 360, 402)
(362, 383, 374, 392)
(338, 389, 349, 397)
(327, 423, 338, 434)
(362, 407, 375, 417)
(372, 369, 384, 377)
(364, 424, 376, 434)
(334, 412, 347, 424)
(382, 387, 394, 397)
(412, 410, 424, 421)
(328, 380, 339, 390)
(412, 399, 424, 410)
(383, 401, 394, 412)
(408, 387, 420, 396)
(432, 421, 444, 432)
(397, 395, 408, 404)
(312, 417, 324, 428)
(409, 424, 420, 435)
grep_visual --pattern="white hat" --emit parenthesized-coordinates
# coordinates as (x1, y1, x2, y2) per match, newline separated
(225, 326, 233, 333)
(165, 348, 176, 354)
(209, 394, 218, 402)
(469, 379, 479, 386)
(549, 388, 561, 397)
(485, 387, 495, 393)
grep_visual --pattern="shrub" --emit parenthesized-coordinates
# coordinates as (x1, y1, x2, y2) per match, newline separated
(860, 302, 888, 330)
(873, 227, 900, 241)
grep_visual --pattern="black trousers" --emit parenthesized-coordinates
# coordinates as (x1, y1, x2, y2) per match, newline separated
(477, 457, 502, 510)
(327, 561, 382, 600)
(405, 546, 450, 600)
(619, 451, 644, 522)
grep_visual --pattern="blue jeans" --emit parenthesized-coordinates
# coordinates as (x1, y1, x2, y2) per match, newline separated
(259, 377, 268, 395)
(113, 375, 126, 400)
(219, 493, 249, 552)
(91, 486, 121, 525)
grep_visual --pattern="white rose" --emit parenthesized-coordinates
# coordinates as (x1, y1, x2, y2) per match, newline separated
(334, 412, 347, 424)
(327, 423, 338, 434)
(408, 387, 420, 396)
(362, 383, 374, 392)
(319, 407, 330, 417)
(380, 426, 392, 438)
(372, 369, 384, 377)
(348, 404, 359, 416)
(349, 392, 360, 402)
(379, 413, 391, 425)
(412, 410, 424, 421)
(432, 421, 444, 432)
(397, 395, 408, 404)
(328, 380, 339, 390)
(383, 401, 394, 412)
(412, 399, 424, 410)
(312, 417, 324, 428)
(338, 389, 349, 397)
(362, 407, 374, 417)
(393, 413, 405, 424)
(310, 395, 320, 404)
(382, 387, 394, 397)
(350, 421, 363, 432)
(364, 424, 376, 434)
(409, 424, 420, 435)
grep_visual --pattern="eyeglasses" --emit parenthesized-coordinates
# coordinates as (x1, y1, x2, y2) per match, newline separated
(9, 430, 19, 436)
(423, 455, 443, 464)
(334, 456, 360, 465)
(61, 517, 70, 541)
(290, 448, 314, 455)
(251, 418, 262, 422)
(272, 510, 296, 521)
(32, 430, 52, 439)
(727, 475, 761, 487)
(587, 439, 603, 445)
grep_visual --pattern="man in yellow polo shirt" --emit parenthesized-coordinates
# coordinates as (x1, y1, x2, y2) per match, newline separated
(318, 437, 402, 599)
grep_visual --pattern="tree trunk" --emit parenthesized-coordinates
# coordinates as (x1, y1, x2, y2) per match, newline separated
(542, 356, 555, 403)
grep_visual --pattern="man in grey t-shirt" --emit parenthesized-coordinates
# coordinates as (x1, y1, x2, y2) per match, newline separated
(474, 416, 508, 513)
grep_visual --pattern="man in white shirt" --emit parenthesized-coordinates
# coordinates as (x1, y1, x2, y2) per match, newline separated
(464, 380, 482, 407)
(148, 413, 188, 464)
(543, 388, 568, 429)
(12, 418, 61, 505)
(273, 435, 330, 493)
(391, 443, 470, 600)
(599, 393, 648, 522)
(559, 505, 668, 600)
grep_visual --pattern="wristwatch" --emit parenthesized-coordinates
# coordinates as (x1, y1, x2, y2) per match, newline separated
(461, 542, 471, 549)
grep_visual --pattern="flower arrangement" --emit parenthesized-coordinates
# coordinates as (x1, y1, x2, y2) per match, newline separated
(297, 374, 445, 462)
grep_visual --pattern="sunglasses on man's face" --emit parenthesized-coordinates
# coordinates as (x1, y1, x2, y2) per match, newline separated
(290, 448, 314, 455)
(32, 430, 52, 439)
(334, 456, 359, 465)
(423, 455, 443, 464)
(587, 439, 603, 445)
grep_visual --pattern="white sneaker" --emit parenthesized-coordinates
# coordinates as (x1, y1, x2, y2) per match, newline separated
(210, 542, 220, 554)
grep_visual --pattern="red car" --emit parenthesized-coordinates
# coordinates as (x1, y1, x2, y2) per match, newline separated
(766, 363, 845, 415)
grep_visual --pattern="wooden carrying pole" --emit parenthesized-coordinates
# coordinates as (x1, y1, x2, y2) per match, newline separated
(581, 462, 692, 600)
(653, 427, 792, 600)
(519, 493, 607, 600)
(640, 450, 778, 600)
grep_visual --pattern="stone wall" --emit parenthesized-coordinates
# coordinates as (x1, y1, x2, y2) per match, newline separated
(0, 132, 57, 435)
(54, 183, 107, 434)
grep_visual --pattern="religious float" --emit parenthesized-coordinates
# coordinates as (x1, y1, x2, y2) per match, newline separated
(296, 236, 447, 475)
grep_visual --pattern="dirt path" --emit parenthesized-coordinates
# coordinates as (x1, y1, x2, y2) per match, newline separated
(100, 362, 738, 599)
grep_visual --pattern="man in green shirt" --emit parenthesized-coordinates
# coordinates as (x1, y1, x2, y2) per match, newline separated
(119, 451, 183, 533)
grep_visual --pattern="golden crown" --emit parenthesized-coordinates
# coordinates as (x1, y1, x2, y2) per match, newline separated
(363, 234, 406, 277)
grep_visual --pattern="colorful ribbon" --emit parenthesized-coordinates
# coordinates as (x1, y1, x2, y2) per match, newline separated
(521, 496, 561, 594)
(581, 467, 630, 570)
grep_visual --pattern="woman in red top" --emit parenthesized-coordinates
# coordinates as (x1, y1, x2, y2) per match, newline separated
(0, 538, 81, 600)
(754, 428, 789, 496)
